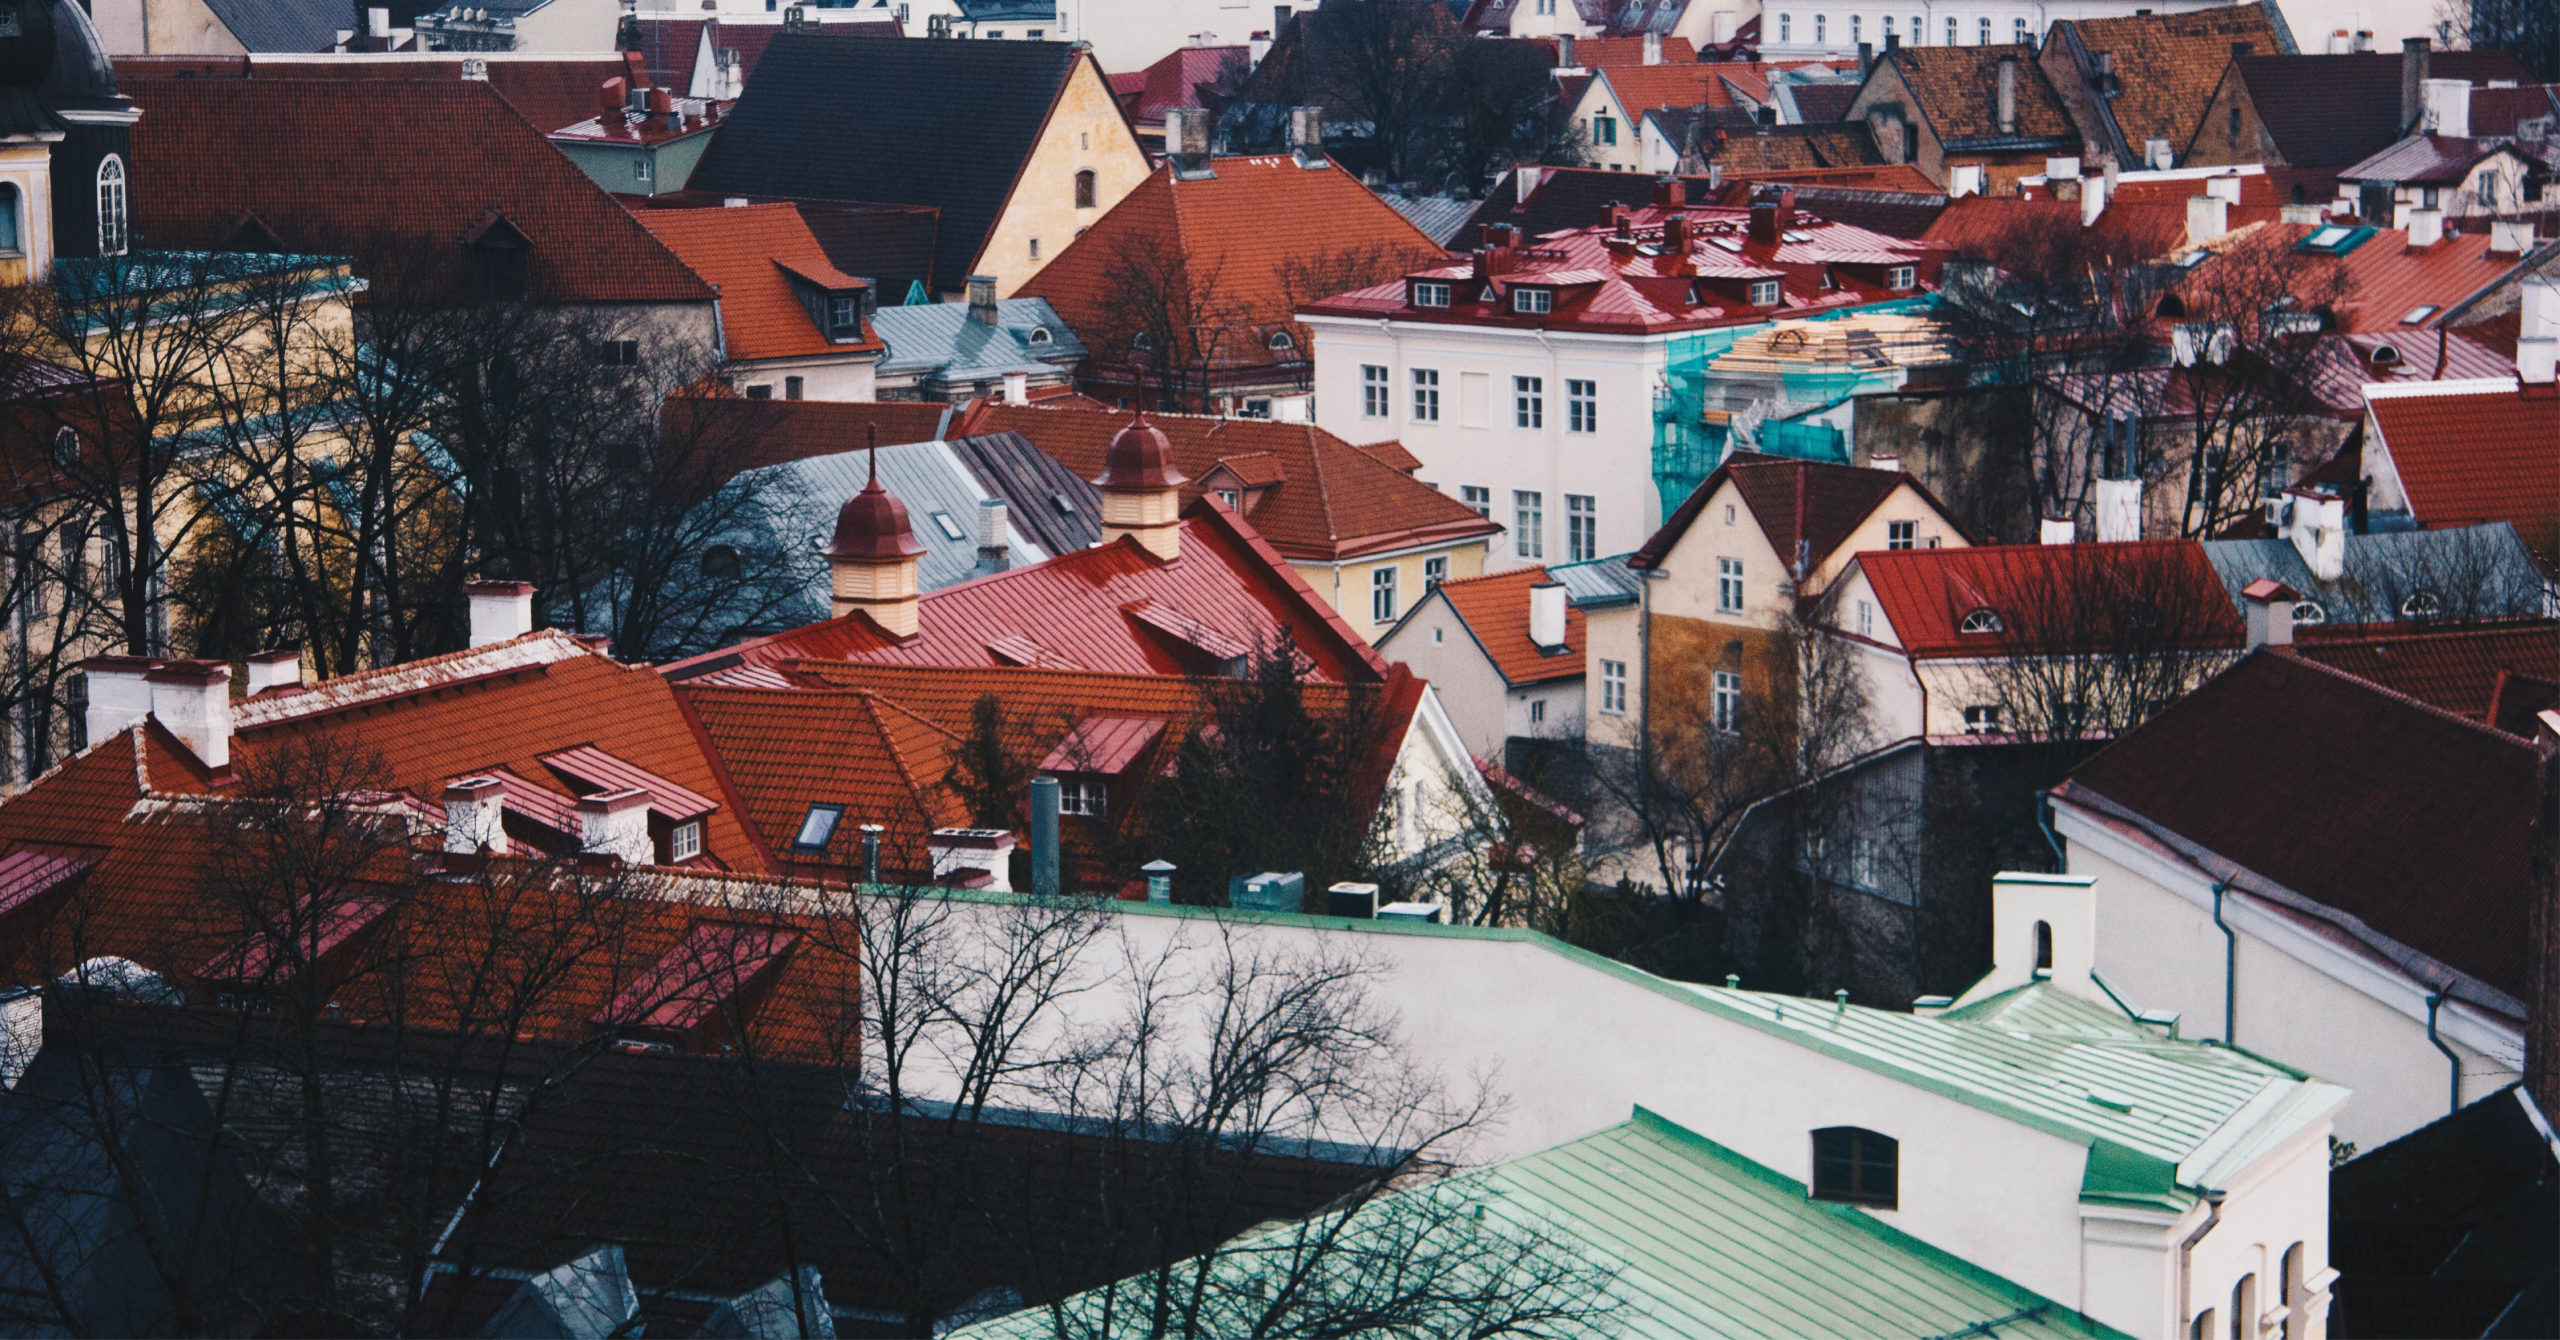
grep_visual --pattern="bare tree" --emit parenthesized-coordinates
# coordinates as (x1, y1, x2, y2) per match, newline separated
(1970, 545, 2242, 742)
(2440, 0, 2560, 81)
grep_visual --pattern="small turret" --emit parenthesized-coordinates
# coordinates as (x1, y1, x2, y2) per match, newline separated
(825, 429, 925, 637)
(1094, 414, 1186, 562)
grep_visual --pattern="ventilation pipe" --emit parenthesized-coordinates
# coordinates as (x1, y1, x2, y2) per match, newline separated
(1029, 776, 1060, 897)
(1995, 56, 2017, 136)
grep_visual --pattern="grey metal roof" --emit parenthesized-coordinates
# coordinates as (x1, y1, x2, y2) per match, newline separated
(746, 437, 1059, 593)
(945, 430, 1103, 558)
(2202, 522, 2553, 626)
(1377, 193, 1482, 248)
(200, 0, 350, 51)
(870, 297, 1086, 379)
(1548, 553, 1643, 609)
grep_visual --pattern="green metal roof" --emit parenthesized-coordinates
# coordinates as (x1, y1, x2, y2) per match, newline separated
(955, 1107, 2127, 1340)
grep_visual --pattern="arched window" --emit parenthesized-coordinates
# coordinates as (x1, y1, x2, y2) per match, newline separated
(2399, 591, 2441, 618)
(2033, 920, 2053, 971)
(1268, 329, 1296, 352)
(1028, 326, 1053, 346)
(2191, 1309, 2217, 1340)
(1131, 331, 1152, 351)
(701, 544, 741, 581)
(2230, 1274, 2257, 1340)
(1810, 1127, 1897, 1207)
(0, 183, 19, 254)
(2289, 600, 2325, 624)
(95, 156, 128, 257)
(1073, 168, 1097, 209)
(2280, 1243, 2306, 1339)
(1959, 608, 2003, 634)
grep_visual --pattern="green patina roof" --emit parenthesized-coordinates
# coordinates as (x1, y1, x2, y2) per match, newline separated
(957, 1107, 2128, 1340)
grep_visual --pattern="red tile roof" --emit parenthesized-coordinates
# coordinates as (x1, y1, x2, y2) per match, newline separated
(1430, 567, 1585, 686)
(1546, 35, 1700, 67)
(954, 402, 1500, 563)
(540, 745, 720, 821)
(2172, 220, 2528, 335)
(1853, 539, 2245, 659)
(2049, 6, 2285, 157)
(677, 683, 963, 877)
(125, 77, 712, 306)
(1112, 44, 1250, 126)
(635, 204, 881, 361)
(2294, 619, 2560, 724)
(1922, 197, 2191, 267)
(2058, 649, 2536, 998)
(1015, 155, 1447, 384)
(114, 54, 650, 136)
(0, 843, 98, 919)
(1633, 451, 1971, 573)
(1594, 61, 1774, 114)
(2365, 383, 2560, 548)
(659, 499, 1391, 686)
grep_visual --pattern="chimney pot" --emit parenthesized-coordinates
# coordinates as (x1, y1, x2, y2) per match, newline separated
(464, 580, 536, 647)
(1528, 581, 1568, 649)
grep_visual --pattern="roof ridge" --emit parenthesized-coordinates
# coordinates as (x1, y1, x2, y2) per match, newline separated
(2270, 647, 2541, 751)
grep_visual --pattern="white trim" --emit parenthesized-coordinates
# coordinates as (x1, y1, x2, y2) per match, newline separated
(2362, 376, 2518, 400)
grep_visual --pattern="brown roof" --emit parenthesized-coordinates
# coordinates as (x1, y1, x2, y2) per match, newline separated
(1695, 123, 1883, 173)
(2295, 620, 2560, 725)
(1429, 566, 1585, 687)
(2051, 5, 2285, 158)
(125, 77, 712, 305)
(957, 403, 1501, 564)
(1631, 451, 1967, 573)
(1922, 197, 2189, 264)
(2058, 650, 2536, 1000)
(2225, 50, 2534, 167)
(1881, 44, 2075, 147)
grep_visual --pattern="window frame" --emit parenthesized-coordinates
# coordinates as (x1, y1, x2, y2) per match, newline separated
(1566, 378, 1597, 433)
(792, 803, 845, 852)
(1565, 493, 1596, 562)
(1712, 670, 1742, 733)
(1371, 565, 1399, 624)
(1411, 368, 1442, 421)
(1716, 556, 1744, 613)
(1074, 168, 1097, 209)
(1361, 363, 1390, 417)
(95, 155, 128, 257)
(669, 819, 704, 862)
(1461, 485, 1491, 518)
(1810, 1126, 1898, 1208)
(1513, 490, 1544, 559)
(1424, 554, 1449, 586)
(1963, 704, 2003, 734)
(1514, 374, 1544, 428)
(1749, 279, 1782, 307)
(1513, 287, 1553, 314)
(1600, 659, 1627, 714)
(1411, 281, 1452, 308)
(1886, 519, 1916, 550)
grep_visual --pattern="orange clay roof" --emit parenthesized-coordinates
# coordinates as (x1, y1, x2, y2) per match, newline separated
(1853, 538, 2244, 659)
(636, 204, 882, 362)
(2367, 384, 2560, 546)
(1430, 566, 1586, 687)
(677, 683, 966, 877)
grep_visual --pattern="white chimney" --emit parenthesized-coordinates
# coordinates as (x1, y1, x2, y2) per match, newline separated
(2405, 207, 2443, 248)
(1712, 9, 1736, 43)
(2520, 336, 2557, 385)
(1643, 30, 1662, 63)
(930, 827, 1017, 890)
(977, 496, 1011, 571)
(2080, 171, 2108, 227)
(2045, 156, 2082, 181)
(2186, 194, 2229, 244)
(1528, 581, 1568, 649)
(2207, 173, 2242, 205)
(443, 776, 510, 856)
(577, 788, 654, 865)
(2489, 219, 2534, 255)
(2284, 487, 2348, 582)
(1002, 370, 1029, 403)
(2420, 76, 2470, 138)
(146, 660, 231, 772)
(1949, 872, 2102, 1007)
(2145, 137, 2174, 169)
(2241, 578, 2297, 648)
(243, 649, 302, 695)
(367, 5, 390, 37)
(465, 580, 535, 647)
(1868, 452, 1900, 471)
(77, 655, 158, 746)
(1950, 164, 1985, 198)
(2039, 516, 2077, 544)
(2094, 477, 2142, 543)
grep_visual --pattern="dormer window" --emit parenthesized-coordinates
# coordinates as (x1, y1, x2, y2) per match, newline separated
(2290, 600, 2326, 624)
(1811, 1127, 1897, 1208)
(1268, 329, 1297, 351)
(2399, 591, 2441, 618)
(829, 294, 862, 339)
(1749, 280, 1781, 307)
(1958, 609, 2003, 634)
(1056, 776, 1107, 817)
(1513, 287, 1553, 314)
(1028, 326, 1053, 346)
(1887, 265, 1915, 290)
(669, 820, 703, 861)
(1411, 281, 1452, 308)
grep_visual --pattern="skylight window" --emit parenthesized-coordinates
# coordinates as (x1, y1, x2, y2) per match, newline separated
(2398, 305, 2436, 325)
(794, 804, 843, 851)
(929, 510, 967, 541)
(1711, 236, 1744, 253)
(2303, 225, 2349, 249)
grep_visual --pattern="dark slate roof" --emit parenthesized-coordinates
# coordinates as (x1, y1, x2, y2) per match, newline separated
(2058, 650, 2537, 1001)
(687, 34, 1087, 292)
(1784, 80, 1860, 124)
(946, 429, 1105, 559)
(2232, 51, 2533, 167)
(2329, 1085, 2559, 1340)
(198, 0, 350, 52)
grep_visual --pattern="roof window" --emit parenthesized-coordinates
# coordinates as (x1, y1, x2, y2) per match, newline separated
(2398, 305, 2436, 325)
(2294, 224, 2375, 256)
(1411, 281, 1452, 308)
(1028, 326, 1053, 345)
(929, 510, 967, 541)
(1269, 329, 1297, 350)
(2290, 600, 2326, 624)
(1958, 608, 2003, 634)
(793, 804, 843, 851)
(2399, 591, 2441, 618)
(1811, 1127, 1897, 1208)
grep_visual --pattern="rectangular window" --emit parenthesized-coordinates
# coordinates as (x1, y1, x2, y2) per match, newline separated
(1514, 491, 1544, 559)
(1881, 15, 1893, 38)
(1530, 698, 1546, 725)
(1029, 237, 1041, 259)
(1887, 265, 1915, 290)
(1750, 279, 1781, 306)
(597, 339, 641, 366)
(1712, 670, 1742, 732)
(1372, 566, 1399, 623)
(1964, 704, 2003, 735)
(1780, 12, 1791, 41)
(745, 384, 774, 399)
(1717, 556, 1744, 612)
(1978, 16, 1990, 42)
(1946, 15, 1957, 43)
(1814, 13, 1825, 43)
(784, 375, 805, 400)
(793, 804, 844, 851)
(1567, 379, 1597, 433)
(830, 294, 860, 336)
(1812, 1127, 1898, 1208)
(2014, 16, 2029, 41)
(1566, 494, 1596, 562)
(669, 820, 703, 862)
(1594, 113, 1617, 145)
(1058, 777, 1107, 817)
(1857, 599, 1873, 637)
(634, 158, 652, 184)
(1412, 368, 1440, 421)
(1424, 555, 1448, 586)
(1362, 364, 1389, 416)
(1601, 659, 1627, 714)
(1412, 281, 1452, 307)
(1514, 375, 1544, 428)
(1887, 520, 1916, 549)
(1514, 288, 1552, 314)
(1850, 14, 1860, 42)
(1462, 485, 1491, 518)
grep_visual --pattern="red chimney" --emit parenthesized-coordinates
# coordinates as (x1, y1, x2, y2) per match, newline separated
(1775, 187, 1797, 233)
(1652, 176, 1682, 209)
(598, 77, 629, 135)
(1748, 199, 1778, 245)
(1665, 213, 1692, 253)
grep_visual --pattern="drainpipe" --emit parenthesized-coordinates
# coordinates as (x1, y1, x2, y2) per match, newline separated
(2036, 789, 2066, 868)
(2211, 880, 2236, 1046)
(2425, 985, 2461, 1115)
(2175, 1189, 2226, 1334)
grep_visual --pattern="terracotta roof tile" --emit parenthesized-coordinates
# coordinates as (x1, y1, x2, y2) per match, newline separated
(636, 204, 881, 361)
(1924, 196, 2189, 262)
(2059, 650, 2534, 997)
(677, 684, 963, 876)
(1854, 538, 2244, 658)
(125, 77, 713, 306)
(2175, 220, 2527, 334)
(1432, 566, 1586, 686)
(1550, 35, 1700, 67)
(2366, 383, 2560, 546)
(1118, 44, 1250, 126)
(2295, 619, 2560, 723)
(1882, 44, 2074, 146)
(2053, 6, 2285, 156)
(1594, 61, 1756, 114)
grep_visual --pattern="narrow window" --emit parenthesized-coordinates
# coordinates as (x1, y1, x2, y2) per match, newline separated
(1594, 112, 1617, 145)
(1946, 15, 1957, 44)
(1851, 14, 1861, 42)
(1461, 485, 1491, 518)
(634, 157, 652, 184)
(1029, 237, 1041, 259)
(1814, 13, 1826, 43)
(784, 375, 804, 400)
(1371, 566, 1398, 623)
(1567, 379, 1597, 433)
(2014, 16, 2028, 41)
(95, 155, 127, 257)
(1566, 494, 1595, 561)
(1857, 599, 1872, 636)
(1529, 698, 1546, 724)
(1362, 364, 1389, 416)
(1514, 491, 1544, 559)
(2230, 1276, 2257, 1340)
(1074, 168, 1097, 208)
(1514, 375, 1544, 428)
(1810, 1127, 1897, 1207)
(2034, 919, 2053, 970)
(1781, 12, 1792, 41)
(1978, 16, 1991, 43)
(1713, 670, 1743, 731)
(1717, 556, 1744, 612)
(2280, 1243, 2305, 1340)
(1412, 368, 1441, 421)
(1601, 659, 1627, 714)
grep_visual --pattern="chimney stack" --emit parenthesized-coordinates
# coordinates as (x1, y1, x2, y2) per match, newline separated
(2206, 172, 2242, 205)
(1643, 30, 1662, 64)
(2081, 168, 2109, 226)
(1996, 55, 2018, 136)
(976, 496, 1011, 572)
(2284, 486, 2348, 582)
(1653, 175, 1682, 208)
(77, 655, 158, 747)
(2186, 193, 2229, 244)
(2094, 476, 2141, 542)
(577, 788, 654, 865)
(967, 274, 998, 325)
(465, 580, 535, 648)
(2420, 76, 2471, 138)
(2145, 136, 2173, 169)
(1289, 105, 1326, 168)
(1665, 212, 1692, 252)
(1166, 107, 1215, 179)
(1951, 872, 2103, 1007)
(2401, 37, 2431, 133)
(1857, 39, 1872, 77)
(146, 660, 231, 772)
(1556, 33, 1575, 68)
(2039, 515, 2077, 544)
(1002, 370, 1029, 403)
(443, 776, 510, 856)
(1528, 582, 1567, 649)
(243, 649, 302, 696)
(929, 827, 1017, 890)
(2520, 336, 2557, 385)
(2406, 206, 2444, 248)
(2241, 579, 2297, 649)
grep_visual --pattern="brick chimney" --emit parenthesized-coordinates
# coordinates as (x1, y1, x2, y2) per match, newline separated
(967, 274, 998, 325)
(1288, 105, 1326, 168)
(976, 497, 1011, 573)
(465, 580, 535, 647)
(1665, 212, 1692, 252)
(1166, 107, 1215, 179)
(1652, 175, 1681, 209)
(2401, 37, 2430, 132)
(146, 660, 231, 772)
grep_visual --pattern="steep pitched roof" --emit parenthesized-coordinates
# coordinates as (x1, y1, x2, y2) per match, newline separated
(957, 403, 1501, 564)
(677, 683, 965, 875)
(124, 77, 711, 305)
(197, 0, 352, 51)
(1632, 452, 1965, 572)
(634, 204, 880, 362)
(2058, 650, 2536, 1000)
(2366, 383, 2560, 543)
(2172, 220, 2529, 334)
(2225, 51, 2533, 167)
(1879, 44, 2074, 147)
(1014, 155, 1447, 380)
(2295, 620, 2560, 725)
(1114, 43, 1249, 126)
(2049, 5, 2286, 159)
(1430, 566, 1586, 687)
(658, 500, 1391, 685)
(1852, 539, 2245, 659)
(1593, 61, 1756, 114)
(687, 35, 1096, 292)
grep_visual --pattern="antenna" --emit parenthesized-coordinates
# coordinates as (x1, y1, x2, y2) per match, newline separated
(866, 423, 878, 486)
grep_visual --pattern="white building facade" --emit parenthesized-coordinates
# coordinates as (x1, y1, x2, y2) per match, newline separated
(1757, 0, 2237, 58)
